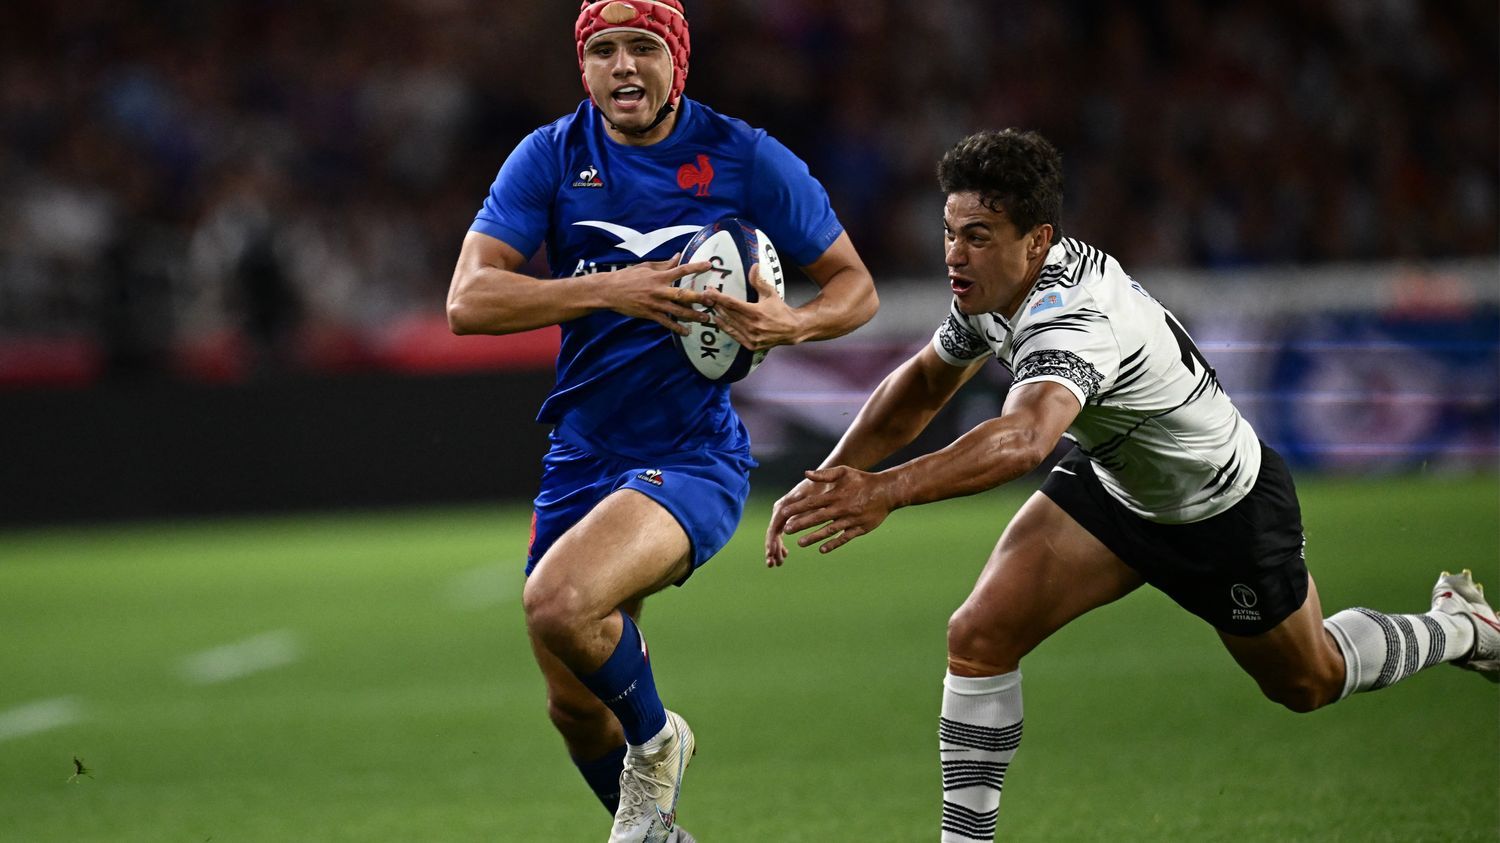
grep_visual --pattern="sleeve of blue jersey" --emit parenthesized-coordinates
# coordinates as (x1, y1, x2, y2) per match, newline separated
(469, 129, 556, 259)
(748, 134, 845, 267)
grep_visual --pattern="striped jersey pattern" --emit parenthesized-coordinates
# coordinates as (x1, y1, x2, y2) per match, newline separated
(931, 237, 1261, 524)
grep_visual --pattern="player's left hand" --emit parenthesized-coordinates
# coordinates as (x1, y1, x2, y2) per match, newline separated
(774, 465, 893, 556)
(766, 475, 828, 567)
(699, 264, 802, 351)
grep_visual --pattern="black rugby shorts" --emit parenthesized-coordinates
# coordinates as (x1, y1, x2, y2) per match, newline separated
(1040, 442, 1309, 635)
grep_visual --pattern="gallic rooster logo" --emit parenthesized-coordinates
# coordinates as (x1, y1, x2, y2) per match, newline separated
(677, 154, 714, 196)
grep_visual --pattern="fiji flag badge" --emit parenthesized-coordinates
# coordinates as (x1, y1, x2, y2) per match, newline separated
(1029, 291, 1064, 315)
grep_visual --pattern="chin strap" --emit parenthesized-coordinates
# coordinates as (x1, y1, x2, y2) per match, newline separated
(608, 102, 675, 137)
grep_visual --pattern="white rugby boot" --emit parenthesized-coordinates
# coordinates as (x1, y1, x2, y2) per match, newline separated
(608, 710, 696, 843)
(1432, 569, 1500, 682)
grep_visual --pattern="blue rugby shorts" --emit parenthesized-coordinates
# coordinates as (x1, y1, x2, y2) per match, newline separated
(525, 435, 754, 585)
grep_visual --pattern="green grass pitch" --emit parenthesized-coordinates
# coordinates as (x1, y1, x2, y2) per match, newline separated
(2, 475, 1497, 841)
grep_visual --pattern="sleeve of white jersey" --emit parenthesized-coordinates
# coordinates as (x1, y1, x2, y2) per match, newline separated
(930, 299, 992, 367)
(1009, 287, 1119, 410)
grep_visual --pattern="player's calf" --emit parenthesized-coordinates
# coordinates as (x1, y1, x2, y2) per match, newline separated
(545, 688, 621, 757)
(939, 670, 1023, 843)
(1321, 570, 1488, 699)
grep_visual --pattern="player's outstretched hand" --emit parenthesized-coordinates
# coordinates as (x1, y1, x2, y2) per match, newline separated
(701, 263, 802, 351)
(766, 465, 893, 564)
(766, 476, 821, 567)
(604, 254, 714, 335)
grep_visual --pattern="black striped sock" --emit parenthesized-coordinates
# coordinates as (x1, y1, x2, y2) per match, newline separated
(940, 671, 1022, 842)
(1324, 608, 1474, 697)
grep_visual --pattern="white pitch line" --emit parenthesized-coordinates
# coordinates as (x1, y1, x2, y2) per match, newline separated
(445, 563, 516, 611)
(178, 630, 301, 685)
(0, 697, 82, 742)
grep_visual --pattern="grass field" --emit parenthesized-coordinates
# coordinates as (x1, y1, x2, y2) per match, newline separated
(2, 475, 1497, 842)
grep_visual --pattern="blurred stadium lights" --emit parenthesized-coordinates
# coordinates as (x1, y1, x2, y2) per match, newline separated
(0, 0, 1494, 519)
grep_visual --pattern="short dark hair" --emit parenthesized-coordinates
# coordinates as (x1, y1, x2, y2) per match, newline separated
(938, 129, 1063, 243)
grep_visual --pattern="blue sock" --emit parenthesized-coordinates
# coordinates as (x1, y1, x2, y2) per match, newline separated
(573, 744, 627, 813)
(576, 611, 668, 746)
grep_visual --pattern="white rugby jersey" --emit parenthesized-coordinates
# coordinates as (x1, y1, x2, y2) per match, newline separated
(931, 237, 1261, 523)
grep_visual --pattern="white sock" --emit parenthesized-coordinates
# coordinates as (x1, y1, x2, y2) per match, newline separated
(1324, 608, 1475, 699)
(940, 670, 1022, 843)
(627, 720, 673, 760)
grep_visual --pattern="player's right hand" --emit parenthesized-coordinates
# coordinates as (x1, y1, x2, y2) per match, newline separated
(701, 263, 803, 351)
(602, 254, 714, 335)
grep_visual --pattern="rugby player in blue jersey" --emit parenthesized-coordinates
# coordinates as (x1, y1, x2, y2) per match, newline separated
(446, 2, 877, 840)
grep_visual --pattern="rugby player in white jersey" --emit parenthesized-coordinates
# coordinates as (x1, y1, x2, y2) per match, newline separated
(764, 129, 1500, 842)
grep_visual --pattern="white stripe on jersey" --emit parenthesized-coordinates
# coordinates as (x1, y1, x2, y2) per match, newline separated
(931, 237, 1261, 523)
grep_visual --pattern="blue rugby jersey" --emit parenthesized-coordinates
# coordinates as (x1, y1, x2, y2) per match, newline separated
(471, 97, 844, 461)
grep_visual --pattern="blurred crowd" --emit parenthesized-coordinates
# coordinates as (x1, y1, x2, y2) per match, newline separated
(0, 0, 1494, 380)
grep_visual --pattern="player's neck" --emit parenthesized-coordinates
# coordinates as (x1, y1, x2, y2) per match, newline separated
(603, 106, 680, 147)
(1003, 256, 1050, 319)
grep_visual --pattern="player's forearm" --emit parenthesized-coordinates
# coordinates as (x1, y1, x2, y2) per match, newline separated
(447, 269, 605, 335)
(820, 360, 945, 471)
(878, 417, 1050, 509)
(822, 416, 931, 474)
(788, 265, 878, 344)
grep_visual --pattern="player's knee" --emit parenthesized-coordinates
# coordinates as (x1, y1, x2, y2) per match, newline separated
(946, 603, 1024, 674)
(1262, 683, 1324, 713)
(1253, 648, 1345, 713)
(522, 577, 589, 647)
(1259, 674, 1339, 713)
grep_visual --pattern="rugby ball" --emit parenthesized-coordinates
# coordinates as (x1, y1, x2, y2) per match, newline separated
(673, 217, 786, 382)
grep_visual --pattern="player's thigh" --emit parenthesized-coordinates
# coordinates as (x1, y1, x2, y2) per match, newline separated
(950, 491, 1144, 669)
(528, 488, 693, 617)
(1217, 573, 1344, 708)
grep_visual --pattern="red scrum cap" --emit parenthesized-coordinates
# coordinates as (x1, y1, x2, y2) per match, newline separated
(575, 0, 691, 105)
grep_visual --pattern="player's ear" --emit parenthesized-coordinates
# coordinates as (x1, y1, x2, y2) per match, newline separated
(1028, 224, 1053, 259)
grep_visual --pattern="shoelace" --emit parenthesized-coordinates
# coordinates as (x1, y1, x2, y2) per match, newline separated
(616, 751, 675, 824)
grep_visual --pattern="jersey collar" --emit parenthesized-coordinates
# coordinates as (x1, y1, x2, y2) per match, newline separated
(1004, 241, 1068, 322)
(594, 96, 696, 152)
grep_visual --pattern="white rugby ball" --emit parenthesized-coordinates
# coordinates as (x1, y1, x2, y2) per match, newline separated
(673, 217, 785, 382)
